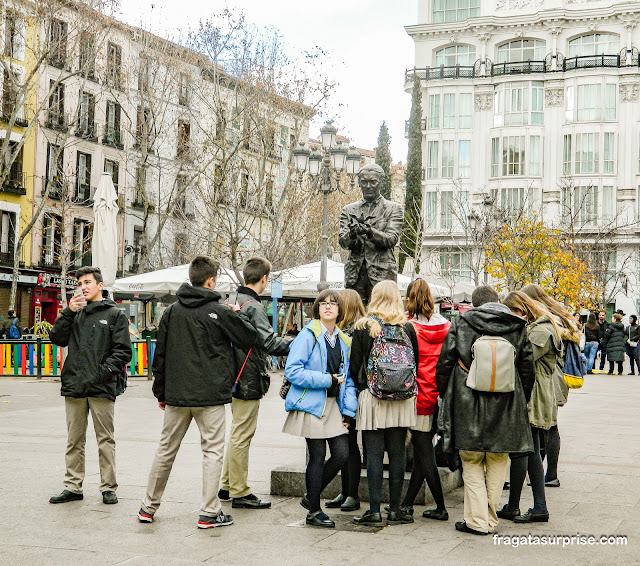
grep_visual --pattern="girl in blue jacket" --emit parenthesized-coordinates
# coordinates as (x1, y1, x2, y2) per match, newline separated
(283, 289, 357, 528)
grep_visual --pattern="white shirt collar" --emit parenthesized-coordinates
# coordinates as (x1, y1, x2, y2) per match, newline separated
(320, 322, 339, 347)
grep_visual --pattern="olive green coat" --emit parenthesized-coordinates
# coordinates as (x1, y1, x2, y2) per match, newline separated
(527, 316, 562, 430)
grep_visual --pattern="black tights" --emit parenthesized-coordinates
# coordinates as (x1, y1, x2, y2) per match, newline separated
(543, 425, 560, 482)
(401, 429, 446, 510)
(362, 427, 407, 514)
(339, 425, 361, 499)
(609, 360, 623, 374)
(305, 435, 349, 513)
(508, 426, 547, 514)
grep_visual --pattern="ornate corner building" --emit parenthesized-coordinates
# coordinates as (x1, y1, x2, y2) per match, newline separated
(405, 0, 640, 311)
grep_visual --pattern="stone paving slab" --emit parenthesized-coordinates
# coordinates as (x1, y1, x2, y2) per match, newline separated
(0, 371, 638, 565)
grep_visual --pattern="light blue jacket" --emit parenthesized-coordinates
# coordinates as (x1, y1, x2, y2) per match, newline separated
(284, 319, 358, 419)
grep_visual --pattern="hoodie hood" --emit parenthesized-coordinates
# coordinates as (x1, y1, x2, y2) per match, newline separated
(558, 317, 582, 344)
(176, 282, 221, 308)
(528, 315, 563, 351)
(609, 321, 624, 331)
(84, 297, 120, 313)
(411, 315, 450, 344)
(461, 304, 526, 335)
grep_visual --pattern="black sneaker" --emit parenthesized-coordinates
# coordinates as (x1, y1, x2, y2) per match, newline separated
(49, 490, 83, 504)
(198, 513, 234, 529)
(102, 491, 118, 505)
(138, 508, 154, 523)
(232, 493, 271, 509)
(218, 489, 231, 501)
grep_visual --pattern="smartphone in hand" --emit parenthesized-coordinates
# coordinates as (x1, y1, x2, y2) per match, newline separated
(73, 287, 87, 309)
(227, 291, 238, 305)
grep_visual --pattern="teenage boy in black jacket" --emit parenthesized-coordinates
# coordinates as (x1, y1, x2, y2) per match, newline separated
(49, 267, 131, 505)
(138, 256, 258, 529)
(219, 257, 291, 509)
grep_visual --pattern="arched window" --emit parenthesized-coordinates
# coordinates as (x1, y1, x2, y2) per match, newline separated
(435, 45, 476, 67)
(433, 0, 480, 23)
(497, 40, 546, 63)
(568, 34, 619, 57)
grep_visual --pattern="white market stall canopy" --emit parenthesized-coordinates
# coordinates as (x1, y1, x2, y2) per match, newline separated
(114, 264, 237, 298)
(113, 259, 457, 301)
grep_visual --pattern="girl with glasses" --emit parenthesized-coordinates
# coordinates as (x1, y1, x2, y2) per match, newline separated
(282, 289, 357, 528)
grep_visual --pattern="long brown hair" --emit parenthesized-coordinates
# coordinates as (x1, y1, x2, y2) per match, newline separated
(338, 289, 365, 331)
(405, 278, 434, 320)
(520, 284, 574, 330)
(503, 291, 561, 337)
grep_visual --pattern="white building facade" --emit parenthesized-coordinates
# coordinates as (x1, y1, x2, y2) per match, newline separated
(406, 0, 640, 312)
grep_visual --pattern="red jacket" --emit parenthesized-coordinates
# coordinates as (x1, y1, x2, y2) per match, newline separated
(411, 315, 451, 415)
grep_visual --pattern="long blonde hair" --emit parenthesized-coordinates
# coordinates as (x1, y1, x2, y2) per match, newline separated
(521, 284, 574, 331)
(503, 291, 561, 338)
(337, 289, 365, 331)
(355, 280, 406, 337)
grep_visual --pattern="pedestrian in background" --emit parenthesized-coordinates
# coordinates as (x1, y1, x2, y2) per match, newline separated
(49, 267, 131, 506)
(325, 288, 365, 513)
(597, 311, 610, 371)
(350, 281, 418, 527)
(624, 314, 640, 375)
(583, 313, 600, 373)
(138, 256, 257, 529)
(603, 313, 626, 375)
(398, 278, 449, 522)
(283, 290, 357, 528)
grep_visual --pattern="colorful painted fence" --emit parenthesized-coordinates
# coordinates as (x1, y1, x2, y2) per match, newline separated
(0, 339, 156, 379)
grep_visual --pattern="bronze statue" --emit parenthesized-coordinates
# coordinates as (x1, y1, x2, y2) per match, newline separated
(338, 163, 403, 302)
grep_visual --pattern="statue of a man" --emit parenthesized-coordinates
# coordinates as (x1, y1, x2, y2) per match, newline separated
(339, 163, 403, 302)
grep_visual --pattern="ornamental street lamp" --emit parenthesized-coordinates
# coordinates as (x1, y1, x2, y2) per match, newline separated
(293, 122, 361, 288)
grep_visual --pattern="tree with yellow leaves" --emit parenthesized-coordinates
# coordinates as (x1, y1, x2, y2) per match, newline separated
(485, 217, 598, 310)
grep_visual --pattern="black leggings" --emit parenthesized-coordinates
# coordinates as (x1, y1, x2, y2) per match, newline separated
(609, 360, 623, 374)
(339, 424, 361, 499)
(508, 426, 547, 514)
(305, 435, 349, 513)
(362, 427, 407, 514)
(401, 429, 446, 510)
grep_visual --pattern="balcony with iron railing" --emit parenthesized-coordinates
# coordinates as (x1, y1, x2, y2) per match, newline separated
(45, 110, 68, 132)
(73, 183, 94, 205)
(405, 50, 637, 83)
(75, 122, 98, 142)
(0, 243, 25, 266)
(102, 126, 124, 149)
(1, 171, 27, 195)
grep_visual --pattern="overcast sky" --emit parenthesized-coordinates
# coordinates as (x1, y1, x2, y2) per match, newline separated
(119, 0, 417, 162)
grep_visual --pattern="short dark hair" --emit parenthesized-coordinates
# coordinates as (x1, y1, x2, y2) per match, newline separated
(189, 256, 219, 286)
(7, 310, 15, 318)
(472, 285, 499, 307)
(312, 289, 343, 325)
(243, 257, 271, 285)
(75, 266, 103, 284)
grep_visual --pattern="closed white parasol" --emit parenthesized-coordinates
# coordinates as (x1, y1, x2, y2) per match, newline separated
(92, 173, 119, 294)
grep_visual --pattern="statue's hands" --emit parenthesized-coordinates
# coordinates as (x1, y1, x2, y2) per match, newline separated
(359, 222, 373, 237)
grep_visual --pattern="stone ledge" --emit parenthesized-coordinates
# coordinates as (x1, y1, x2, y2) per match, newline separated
(271, 466, 462, 504)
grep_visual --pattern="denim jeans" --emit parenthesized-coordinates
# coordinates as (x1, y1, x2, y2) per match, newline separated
(584, 341, 599, 371)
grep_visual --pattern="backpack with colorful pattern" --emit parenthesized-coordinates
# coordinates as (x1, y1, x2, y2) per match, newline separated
(366, 316, 417, 401)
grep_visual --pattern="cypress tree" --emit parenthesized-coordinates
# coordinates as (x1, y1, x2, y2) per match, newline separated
(375, 121, 392, 199)
(400, 75, 423, 273)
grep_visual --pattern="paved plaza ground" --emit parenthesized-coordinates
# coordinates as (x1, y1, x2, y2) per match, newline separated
(0, 362, 639, 565)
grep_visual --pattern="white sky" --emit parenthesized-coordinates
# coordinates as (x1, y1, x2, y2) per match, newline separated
(118, 0, 417, 162)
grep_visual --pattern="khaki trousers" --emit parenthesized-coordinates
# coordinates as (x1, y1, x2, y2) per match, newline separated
(459, 450, 509, 533)
(141, 404, 225, 517)
(221, 398, 261, 498)
(64, 397, 117, 493)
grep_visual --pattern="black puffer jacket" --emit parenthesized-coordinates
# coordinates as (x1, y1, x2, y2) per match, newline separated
(232, 286, 291, 401)
(50, 299, 131, 401)
(152, 283, 258, 407)
(436, 303, 535, 455)
(603, 322, 626, 362)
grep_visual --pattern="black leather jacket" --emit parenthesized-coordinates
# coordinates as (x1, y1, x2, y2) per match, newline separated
(436, 303, 535, 456)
